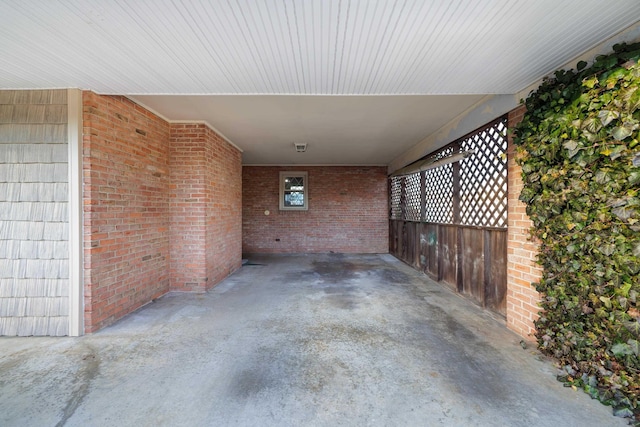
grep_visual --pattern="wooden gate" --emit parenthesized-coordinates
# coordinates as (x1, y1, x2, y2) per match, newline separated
(389, 118, 508, 316)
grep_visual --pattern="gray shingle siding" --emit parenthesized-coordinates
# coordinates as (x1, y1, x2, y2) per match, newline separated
(0, 124, 68, 143)
(0, 105, 68, 124)
(0, 90, 67, 105)
(0, 316, 68, 336)
(0, 90, 69, 336)
(0, 202, 68, 221)
(1, 144, 68, 163)
(0, 182, 68, 202)
(0, 278, 68, 297)
(0, 163, 68, 182)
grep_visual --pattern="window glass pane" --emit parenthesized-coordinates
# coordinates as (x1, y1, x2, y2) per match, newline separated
(285, 176, 304, 191)
(284, 191, 305, 206)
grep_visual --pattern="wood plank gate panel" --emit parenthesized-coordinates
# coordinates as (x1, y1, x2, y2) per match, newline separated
(419, 223, 439, 278)
(460, 227, 485, 306)
(485, 229, 507, 315)
(439, 225, 458, 288)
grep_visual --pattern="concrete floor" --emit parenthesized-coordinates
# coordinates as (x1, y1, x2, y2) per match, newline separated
(0, 254, 625, 427)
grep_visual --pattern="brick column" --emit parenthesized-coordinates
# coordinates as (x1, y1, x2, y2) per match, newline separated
(169, 124, 242, 292)
(169, 124, 208, 292)
(506, 106, 543, 339)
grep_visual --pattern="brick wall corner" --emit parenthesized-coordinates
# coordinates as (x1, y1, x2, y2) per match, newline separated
(506, 105, 542, 340)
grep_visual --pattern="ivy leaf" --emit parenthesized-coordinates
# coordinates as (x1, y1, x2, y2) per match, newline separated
(563, 140, 582, 158)
(595, 170, 612, 184)
(608, 145, 626, 160)
(583, 77, 598, 89)
(598, 110, 619, 126)
(623, 320, 640, 336)
(611, 342, 634, 356)
(577, 60, 588, 71)
(598, 244, 615, 256)
(608, 198, 627, 208)
(628, 339, 640, 356)
(613, 407, 635, 418)
(600, 296, 613, 309)
(618, 283, 632, 298)
(612, 125, 633, 141)
(627, 88, 640, 112)
(582, 117, 602, 133)
(605, 68, 628, 87)
(612, 205, 634, 221)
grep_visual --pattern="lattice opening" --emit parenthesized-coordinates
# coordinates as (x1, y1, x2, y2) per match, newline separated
(459, 119, 508, 227)
(390, 176, 402, 220)
(403, 173, 422, 221)
(424, 146, 454, 223)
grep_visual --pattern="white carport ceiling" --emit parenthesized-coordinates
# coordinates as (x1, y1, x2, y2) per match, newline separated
(1, 1, 639, 166)
(132, 94, 485, 165)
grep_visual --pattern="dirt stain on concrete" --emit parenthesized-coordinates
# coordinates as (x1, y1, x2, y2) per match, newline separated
(322, 285, 359, 310)
(55, 344, 100, 427)
(409, 301, 510, 404)
(310, 260, 360, 282)
(231, 367, 278, 399)
(375, 267, 412, 284)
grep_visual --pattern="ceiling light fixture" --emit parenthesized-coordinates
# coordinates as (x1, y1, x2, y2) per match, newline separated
(294, 142, 307, 153)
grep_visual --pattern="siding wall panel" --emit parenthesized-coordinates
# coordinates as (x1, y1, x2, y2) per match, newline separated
(0, 124, 68, 143)
(0, 89, 69, 336)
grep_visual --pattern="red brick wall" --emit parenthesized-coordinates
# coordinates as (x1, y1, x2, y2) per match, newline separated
(204, 127, 243, 286)
(83, 92, 171, 332)
(242, 166, 388, 253)
(170, 124, 242, 292)
(169, 124, 207, 292)
(506, 105, 542, 339)
(83, 93, 242, 332)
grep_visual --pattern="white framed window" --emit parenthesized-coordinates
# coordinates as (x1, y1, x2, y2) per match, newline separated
(279, 171, 308, 211)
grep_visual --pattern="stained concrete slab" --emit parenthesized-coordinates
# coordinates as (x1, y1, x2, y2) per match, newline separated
(0, 254, 627, 426)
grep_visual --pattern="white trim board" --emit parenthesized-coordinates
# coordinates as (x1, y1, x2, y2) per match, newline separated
(67, 88, 84, 336)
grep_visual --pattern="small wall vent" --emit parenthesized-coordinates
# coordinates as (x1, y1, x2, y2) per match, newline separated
(294, 143, 307, 152)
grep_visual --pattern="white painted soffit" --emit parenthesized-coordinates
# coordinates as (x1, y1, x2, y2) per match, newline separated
(132, 94, 485, 165)
(1, 0, 639, 95)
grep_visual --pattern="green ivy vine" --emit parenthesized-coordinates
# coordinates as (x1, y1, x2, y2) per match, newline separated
(514, 42, 640, 422)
